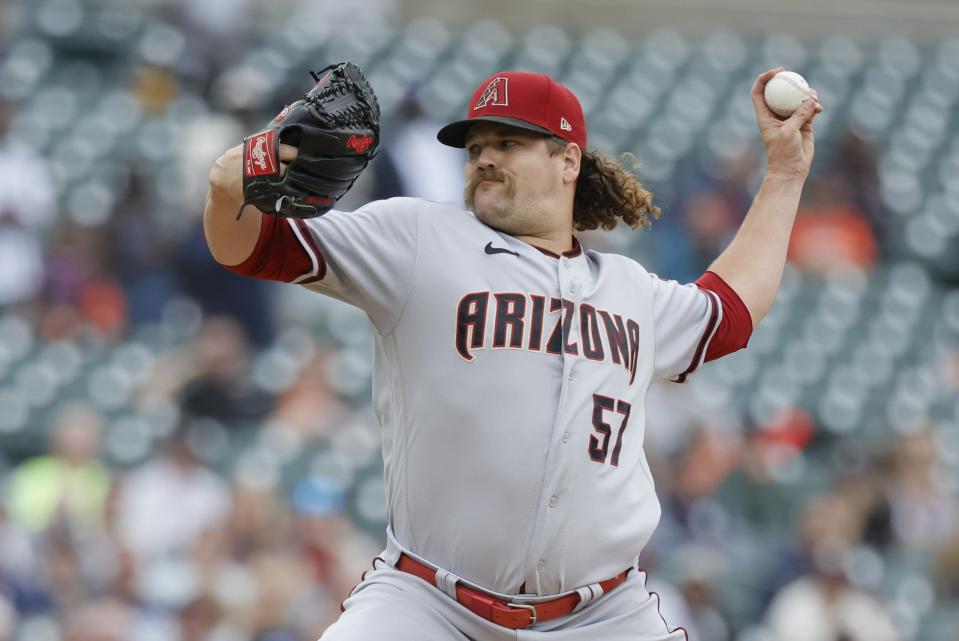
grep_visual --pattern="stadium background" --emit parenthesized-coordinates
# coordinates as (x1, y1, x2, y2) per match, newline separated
(0, 0, 957, 639)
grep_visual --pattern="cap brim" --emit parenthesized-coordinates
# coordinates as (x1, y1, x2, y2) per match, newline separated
(436, 116, 556, 148)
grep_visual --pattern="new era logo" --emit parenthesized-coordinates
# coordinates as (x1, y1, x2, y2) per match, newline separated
(560, 117, 572, 132)
(474, 77, 509, 109)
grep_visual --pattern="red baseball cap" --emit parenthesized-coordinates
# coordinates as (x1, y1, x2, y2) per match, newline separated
(437, 71, 587, 150)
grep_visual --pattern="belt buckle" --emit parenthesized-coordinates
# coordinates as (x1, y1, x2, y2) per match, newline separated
(507, 602, 538, 626)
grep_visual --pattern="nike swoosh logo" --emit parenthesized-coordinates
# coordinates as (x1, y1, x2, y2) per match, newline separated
(484, 242, 519, 257)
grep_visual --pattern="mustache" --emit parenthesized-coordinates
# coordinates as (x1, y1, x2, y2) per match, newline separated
(464, 169, 510, 207)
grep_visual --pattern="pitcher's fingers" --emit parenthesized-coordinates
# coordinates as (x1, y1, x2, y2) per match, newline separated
(279, 143, 299, 162)
(785, 97, 821, 131)
(750, 67, 785, 119)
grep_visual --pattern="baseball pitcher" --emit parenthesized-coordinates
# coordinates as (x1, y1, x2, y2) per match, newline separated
(203, 62, 822, 640)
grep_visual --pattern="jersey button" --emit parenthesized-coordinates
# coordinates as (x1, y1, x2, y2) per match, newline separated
(567, 370, 575, 381)
(561, 432, 569, 443)
(548, 496, 557, 508)
(537, 560, 545, 570)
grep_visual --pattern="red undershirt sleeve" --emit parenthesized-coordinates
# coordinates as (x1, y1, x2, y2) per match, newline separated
(694, 271, 753, 362)
(222, 215, 325, 284)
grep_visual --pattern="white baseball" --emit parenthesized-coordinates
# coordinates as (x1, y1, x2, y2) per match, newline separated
(763, 71, 813, 118)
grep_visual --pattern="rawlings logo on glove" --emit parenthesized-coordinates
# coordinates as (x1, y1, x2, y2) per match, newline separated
(347, 134, 375, 154)
(245, 130, 277, 177)
(239, 61, 380, 219)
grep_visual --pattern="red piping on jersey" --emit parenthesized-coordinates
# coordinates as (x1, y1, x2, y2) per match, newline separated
(292, 218, 327, 283)
(649, 590, 690, 640)
(673, 288, 720, 383)
(340, 556, 385, 612)
(532, 236, 582, 259)
(695, 271, 752, 362)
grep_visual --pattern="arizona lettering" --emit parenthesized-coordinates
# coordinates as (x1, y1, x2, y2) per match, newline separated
(455, 291, 640, 383)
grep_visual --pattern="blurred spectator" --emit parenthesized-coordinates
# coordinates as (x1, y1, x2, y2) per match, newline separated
(244, 549, 312, 641)
(652, 150, 755, 282)
(936, 532, 959, 601)
(677, 575, 729, 641)
(61, 599, 133, 641)
(0, 1, 14, 40)
(6, 403, 110, 534)
(175, 108, 275, 348)
(177, 221, 277, 349)
(0, 507, 43, 614)
(178, 316, 274, 425)
(0, 594, 14, 641)
(668, 545, 732, 641)
(763, 552, 900, 641)
(788, 171, 878, 276)
(760, 494, 899, 641)
(759, 492, 863, 613)
(132, 64, 180, 116)
(652, 425, 742, 549)
(682, 189, 741, 274)
(104, 169, 177, 326)
(884, 426, 956, 549)
(289, 476, 377, 597)
(39, 528, 90, 611)
(180, 113, 246, 217)
(42, 220, 128, 340)
(0, 96, 56, 308)
(270, 347, 350, 440)
(116, 420, 231, 559)
(371, 95, 465, 204)
(177, 593, 239, 641)
(832, 133, 888, 245)
(834, 470, 894, 551)
(190, 465, 374, 639)
(178, 517, 255, 639)
(170, 0, 254, 82)
(225, 481, 290, 561)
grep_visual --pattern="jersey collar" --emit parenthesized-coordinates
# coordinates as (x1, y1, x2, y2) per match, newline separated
(531, 236, 582, 259)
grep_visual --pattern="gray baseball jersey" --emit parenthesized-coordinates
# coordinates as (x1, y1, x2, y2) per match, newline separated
(230, 197, 727, 597)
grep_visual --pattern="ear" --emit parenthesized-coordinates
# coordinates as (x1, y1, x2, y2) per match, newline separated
(561, 143, 582, 185)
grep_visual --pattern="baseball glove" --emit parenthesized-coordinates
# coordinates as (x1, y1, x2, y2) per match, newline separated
(240, 61, 380, 219)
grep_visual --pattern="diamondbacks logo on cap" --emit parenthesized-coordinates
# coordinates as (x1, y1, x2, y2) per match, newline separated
(474, 77, 509, 109)
(560, 117, 572, 132)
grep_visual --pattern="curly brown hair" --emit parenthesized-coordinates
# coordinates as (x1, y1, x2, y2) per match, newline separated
(546, 137, 661, 231)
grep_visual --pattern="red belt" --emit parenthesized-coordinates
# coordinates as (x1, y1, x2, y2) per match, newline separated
(396, 553, 629, 629)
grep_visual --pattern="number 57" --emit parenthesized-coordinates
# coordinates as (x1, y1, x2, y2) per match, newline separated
(588, 394, 631, 466)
